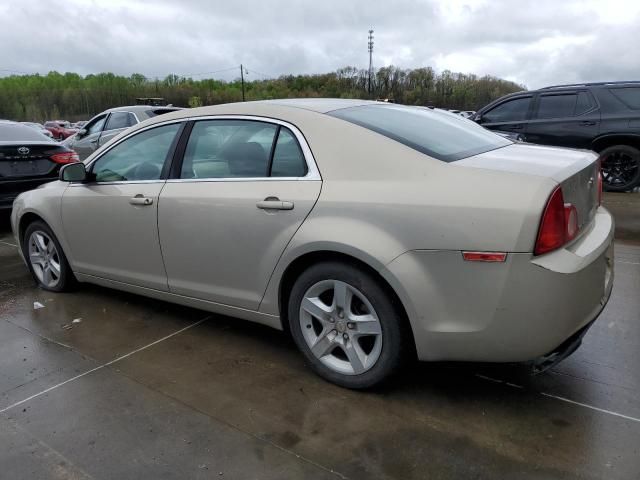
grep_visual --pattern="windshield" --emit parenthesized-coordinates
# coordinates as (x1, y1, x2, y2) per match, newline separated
(329, 104, 511, 162)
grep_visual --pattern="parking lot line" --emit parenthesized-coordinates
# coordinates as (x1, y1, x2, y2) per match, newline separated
(0, 239, 17, 247)
(475, 374, 640, 424)
(0, 316, 210, 415)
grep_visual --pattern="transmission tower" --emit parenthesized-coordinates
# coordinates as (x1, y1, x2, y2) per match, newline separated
(368, 29, 374, 96)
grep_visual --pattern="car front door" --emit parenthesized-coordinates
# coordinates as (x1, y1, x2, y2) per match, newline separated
(97, 111, 138, 148)
(158, 118, 322, 310)
(61, 122, 182, 290)
(525, 91, 600, 148)
(71, 114, 108, 160)
(478, 95, 533, 136)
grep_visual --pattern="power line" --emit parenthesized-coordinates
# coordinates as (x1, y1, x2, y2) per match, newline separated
(245, 68, 273, 79)
(177, 66, 239, 78)
(0, 68, 34, 75)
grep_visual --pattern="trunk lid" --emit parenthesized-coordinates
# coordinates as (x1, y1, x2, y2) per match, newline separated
(457, 143, 600, 232)
(0, 142, 62, 179)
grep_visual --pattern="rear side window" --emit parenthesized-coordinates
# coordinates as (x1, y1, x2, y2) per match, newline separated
(536, 94, 577, 119)
(482, 97, 531, 123)
(180, 120, 308, 179)
(181, 120, 277, 178)
(575, 92, 594, 115)
(271, 128, 308, 177)
(610, 87, 640, 110)
(330, 104, 510, 162)
(104, 112, 136, 131)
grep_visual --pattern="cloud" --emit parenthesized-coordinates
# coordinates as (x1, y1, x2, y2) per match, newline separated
(0, 0, 637, 89)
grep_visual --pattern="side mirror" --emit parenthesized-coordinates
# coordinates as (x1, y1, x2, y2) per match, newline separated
(474, 114, 483, 124)
(60, 162, 87, 182)
(77, 128, 87, 137)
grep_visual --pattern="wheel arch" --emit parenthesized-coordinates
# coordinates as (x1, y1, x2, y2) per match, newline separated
(18, 211, 48, 246)
(591, 134, 640, 152)
(276, 249, 417, 358)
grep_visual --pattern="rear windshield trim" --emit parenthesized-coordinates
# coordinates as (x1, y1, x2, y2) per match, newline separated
(329, 104, 511, 162)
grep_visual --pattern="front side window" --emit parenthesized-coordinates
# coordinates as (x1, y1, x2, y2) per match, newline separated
(330, 104, 510, 162)
(91, 123, 180, 182)
(104, 112, 136, 131)
(180, 120, 308, 179)
(85, 115, 107, 135)
(482, 97, 531, 123)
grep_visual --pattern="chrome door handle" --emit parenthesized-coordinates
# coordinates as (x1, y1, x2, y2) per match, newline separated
(129, 195, 153, 206)
(256, 198, 294, 210)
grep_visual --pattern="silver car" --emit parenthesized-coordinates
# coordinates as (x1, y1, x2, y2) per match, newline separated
(11, 99, 614, 388)
(63, 105, 181, 160)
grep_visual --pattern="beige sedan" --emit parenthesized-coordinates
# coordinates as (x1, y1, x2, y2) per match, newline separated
(11, 99, 614, 388)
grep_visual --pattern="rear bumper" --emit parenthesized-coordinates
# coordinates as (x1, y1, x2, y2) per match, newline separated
(530, 316, 598, 374)
(383, 207, 614, 362)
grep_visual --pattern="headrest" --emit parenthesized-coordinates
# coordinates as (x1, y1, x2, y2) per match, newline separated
(225, 142, 268, 177)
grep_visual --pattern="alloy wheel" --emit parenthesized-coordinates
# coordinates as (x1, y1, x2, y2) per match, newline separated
(601, 150, 640, 190)
(28, 231, 61, 288)
(299, 279, 383, 375)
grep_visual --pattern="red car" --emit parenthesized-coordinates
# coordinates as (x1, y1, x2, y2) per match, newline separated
(44, 121, 77, 140)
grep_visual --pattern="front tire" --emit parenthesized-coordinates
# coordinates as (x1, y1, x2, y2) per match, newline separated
(288, 261, 409, 389)
(600, 145, 640, 192)
(22, 221, 76, 292)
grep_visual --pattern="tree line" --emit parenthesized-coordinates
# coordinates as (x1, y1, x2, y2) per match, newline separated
(0, 67, 525, 122)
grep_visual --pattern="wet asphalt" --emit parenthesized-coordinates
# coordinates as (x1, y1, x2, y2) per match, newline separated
(0, 193, 639, 480)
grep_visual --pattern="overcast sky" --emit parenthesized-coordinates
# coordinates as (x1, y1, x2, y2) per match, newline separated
(1, 0, 638, 89)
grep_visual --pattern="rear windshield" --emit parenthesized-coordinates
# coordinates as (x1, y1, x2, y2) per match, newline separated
(0, 123, 51, 142)
(146, 108, 180, 117)
(329, 104, 511, 162)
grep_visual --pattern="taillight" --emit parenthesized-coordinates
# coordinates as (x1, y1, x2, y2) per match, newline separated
(534, 187, 580, 256)
(50, 151, 79, 164)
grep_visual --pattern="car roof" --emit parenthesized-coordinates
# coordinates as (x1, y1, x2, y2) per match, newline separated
(102, 105, 180, 114)
(260, 98, 380, 113)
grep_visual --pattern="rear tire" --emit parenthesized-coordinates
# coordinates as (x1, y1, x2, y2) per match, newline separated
(288, 261, 409, 389)
(22, 221, 76, 292)
(599, 145, 640, 192)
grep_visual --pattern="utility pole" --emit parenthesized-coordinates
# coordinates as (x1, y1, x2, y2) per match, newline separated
(367, 29, 374, 96)
(240, 64, 245, 102)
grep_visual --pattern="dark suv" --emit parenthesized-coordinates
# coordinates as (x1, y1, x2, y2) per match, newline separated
(473, 81, 640, 191)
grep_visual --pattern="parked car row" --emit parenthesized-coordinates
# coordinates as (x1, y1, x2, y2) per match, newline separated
(43, 121, 78, 140)
(21, 122, 54, 138)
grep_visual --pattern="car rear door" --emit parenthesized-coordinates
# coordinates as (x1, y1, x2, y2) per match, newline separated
(61, 122, 182, 290)
(478, 95, 533, 136)
(158, 117, 321, 310)
(525, 90, 600, 148)
(97, 111, 138, 148)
